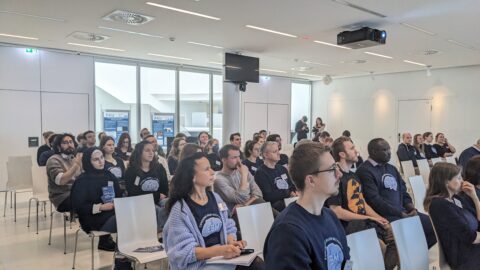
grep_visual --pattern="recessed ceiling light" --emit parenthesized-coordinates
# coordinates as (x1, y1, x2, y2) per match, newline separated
(148, 53, 192, 60)
(446, 39, 475, 50)
(303, 60, 331, 67)
(188, 41, 223, 49)
(146, 2, 220, 20)
(208, 61, 223, 65)
(98, 26, 163, 38)
(67, 42, 125, 52)
(0, 33, 39, 40)
(298, 73, 323, 78)
(364, 51, 393, 59)
(0, 11, 66, 22)
(403, 59, 427, 67)
(314, 40, 351, 50)
(400, 23, 436, 36)
(260, 68, 287, 73)
(103, 10, 154, 25)
(245, 25, 297, 38)
(68, 31, 110, 43)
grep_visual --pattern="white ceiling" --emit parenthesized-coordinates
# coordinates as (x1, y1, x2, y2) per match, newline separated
(1, 0, 479, 80)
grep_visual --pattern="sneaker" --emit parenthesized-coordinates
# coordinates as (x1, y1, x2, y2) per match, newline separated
(98, 235, 116, 252)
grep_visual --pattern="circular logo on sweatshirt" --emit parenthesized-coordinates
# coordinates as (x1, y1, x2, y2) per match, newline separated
(325, 238, 344, 270)
(382, 174, 397, 191)
(140, 177, 160, 192)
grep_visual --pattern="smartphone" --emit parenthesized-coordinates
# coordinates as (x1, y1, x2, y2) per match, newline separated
(240, 249, 254, 255)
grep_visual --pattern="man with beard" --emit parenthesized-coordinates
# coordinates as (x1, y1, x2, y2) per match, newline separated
(46, 133, 83, 212)
(356, 138, 436, 248)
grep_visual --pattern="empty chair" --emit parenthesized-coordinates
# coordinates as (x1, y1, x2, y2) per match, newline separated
(445, 156, 456, 165)
(346, 228, 385, 270)
(27, 164, 51, 234)
(401, 160, 416, 179)
(72, 229, 111, 270)
(431, 158, 442, 165)
(237, 202, 275, 252)
(391, 216, 429, 270)
(6, 155, 34, 222)
(429, 217, 452, 270)
(417, 159, 431, 186)
(284, 197, 298, 207)
(114, 194, 167, 267)
(408, 176, 427, 214)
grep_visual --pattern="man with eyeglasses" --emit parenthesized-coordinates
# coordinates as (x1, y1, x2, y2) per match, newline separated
(264, 142, 351, 270)
(46, 133, 83, 212)
(255, 141, 297, 212)
(328, 136, 398, 270)
(356, 138, 437, 248)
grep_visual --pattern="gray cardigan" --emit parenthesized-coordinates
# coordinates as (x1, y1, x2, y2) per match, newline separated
(163, 192, 237, 270)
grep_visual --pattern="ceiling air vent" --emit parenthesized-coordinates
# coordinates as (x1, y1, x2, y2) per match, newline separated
(68, 31, 110, 42)
(103, 10, 154, 25)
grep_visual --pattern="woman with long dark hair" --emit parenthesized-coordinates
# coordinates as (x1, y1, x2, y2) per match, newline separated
(100, 136, 126, 192)
(164, 152, 264, 270)
(433, 133, 456, 158)
(242, 140, 263, 176)
(167, 137, 186, 175)
(424, 162, 480, 269)
(115, 132, 132, 162)
(311, 117, 326, 137)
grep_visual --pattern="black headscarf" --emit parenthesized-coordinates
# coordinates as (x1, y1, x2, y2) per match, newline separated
(82, 147, 104, 174)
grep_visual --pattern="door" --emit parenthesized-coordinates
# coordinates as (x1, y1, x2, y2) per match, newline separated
(268, 104, 290, 142)
(397, 99, 431, 143)
(244, 102, 268, 141)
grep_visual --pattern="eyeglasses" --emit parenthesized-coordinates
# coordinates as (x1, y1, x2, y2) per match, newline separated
(310, 163, 338, 175)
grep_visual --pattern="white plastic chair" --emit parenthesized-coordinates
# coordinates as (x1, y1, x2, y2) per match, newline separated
(429, 216, 452, 270)
(48, 204, 74, 254)
(391, 216, 429, 270)
(431, 158, 442, 165)
(401, 160, 416, 180)
(284, 197, 298, 207)
(27, 164, 51, 234)
(72, 229, 112, 270)
(114, 194, 167, 267)
(346, 228, 385, 270)
(6, 156, 34, 222)
(445, 156, 456, 165)
(237, 202, 274, 253)
(417, 159, 431, 186)
(408, 176, 427, 214)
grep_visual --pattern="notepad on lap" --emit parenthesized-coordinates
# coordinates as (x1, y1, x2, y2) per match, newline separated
(206, 251, 261, 266)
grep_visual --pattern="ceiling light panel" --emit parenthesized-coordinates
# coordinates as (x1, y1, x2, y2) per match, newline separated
(364, 51, 393, 59)
(403, 59, 427, 67)
(260, 68, 287, 73)
(146, 2, 220, 20)
(188, 41, 223, 49)
(67, 42, 125, 52)
(303, 60, 331, 67)
(148, 53, 192, 60)
(98, 26, 163, 38)
(400, 23, 436, 36)
(0, 33, 38, 40)
(103, 10, 154, 25)
(0, 11, 65, 22)
(245, 25, 297, 38)
(314, 40, 351, 50)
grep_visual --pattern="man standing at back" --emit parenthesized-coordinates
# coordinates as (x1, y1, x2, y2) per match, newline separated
(295, 116, 309, 141)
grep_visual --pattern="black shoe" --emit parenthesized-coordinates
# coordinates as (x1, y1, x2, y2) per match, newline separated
(114, 258, 133, 270)
(98, 235, 116, 252)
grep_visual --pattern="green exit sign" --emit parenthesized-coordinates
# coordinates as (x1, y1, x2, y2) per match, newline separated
(25, 48, 37, 53)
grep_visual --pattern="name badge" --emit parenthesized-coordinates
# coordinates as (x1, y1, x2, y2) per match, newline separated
(281, 174, 288, 180)
(453, 198, 463, 208)
(343, 260, 353, 270)
(252, 166, 257, 171)
(108, 181, 113, 187)
(215, 160, 221, 165)
(134, 176, 140, 186)
(218, 202, 227, 211)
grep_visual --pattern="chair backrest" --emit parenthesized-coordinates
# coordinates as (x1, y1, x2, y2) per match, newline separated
(346, 228, 385, 270)
(31, 165, 48, 196)
(391, 216, 429, 270)
(114, 194, 159, 252)
(429, 216, 452, 270)
(284, 196, 298, 207)
(445, 156, 456, 165)
(6, 156, 33, 189)
(400, 160, 416, 179)
(408, 176, 427, 214)
(416, 159, 430, 186)
(237, 202, 274, 252)
(281, 144, 294, 158)
(431, 157, 442, 165)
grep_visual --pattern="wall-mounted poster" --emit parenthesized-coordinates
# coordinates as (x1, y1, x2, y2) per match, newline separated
(152, 113, 175, 146)
(103, 111, 129, 142)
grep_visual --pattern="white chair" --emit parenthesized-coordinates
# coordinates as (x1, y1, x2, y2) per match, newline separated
(237, 202, 274, 253)
(280, 144, 294, 158)
(6, 156, 34, 222)
(400, 160, 416, 180)
(284, 197, 298, 207)
(114, 194, 167, 268)
(429, 217, 452, 270)
(408, 176, 427, 214)
(72, 229, 112, 270)
(27, 164, 51, 234)
(391, 216, 429, 270)
(346, 228, 385, 270)
(431, 158, 442, 165)
(445, 156, 456, 165)
(417, 159, 431, 186)
(48, 204, 74, 254)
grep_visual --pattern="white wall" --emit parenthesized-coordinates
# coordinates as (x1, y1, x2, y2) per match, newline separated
(0, 45, 94, 188)
(312, 65, 480, 161)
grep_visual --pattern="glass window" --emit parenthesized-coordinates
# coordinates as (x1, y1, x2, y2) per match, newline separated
(291, 82, 311, 137)
(212, 74, 223, 143)
(140, 67, 176, 148)
(179, 71, 210, 138)
(95, 62, 138, 143)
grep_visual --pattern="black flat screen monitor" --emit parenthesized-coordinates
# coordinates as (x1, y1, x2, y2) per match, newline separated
(224, 53, 259, 83)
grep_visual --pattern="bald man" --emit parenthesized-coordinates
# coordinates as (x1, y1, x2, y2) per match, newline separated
(396, 132, 424, 167)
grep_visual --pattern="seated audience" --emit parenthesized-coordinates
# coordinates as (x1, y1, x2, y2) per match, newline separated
(312, 117, 326, 137)
(179, 143, 203, 161)
(38, 133, 57, 166)
(84, 130, 97, 148)
(457, 156, 480, 215)
(258, 130, 267, 140)
(255, 141, 297, 212)
(253, 134, 266, 146)
(204, 139, 222, 171)
(46, 133, 82, 212)
(242, 140, 263, 176)
(266, 134, 289, 166)
(329, 136, 398, 269)
(125, 141, 169, 229)
(264, 142, 350, 269)
(139, 128, 150, 140)
(144, 135, 171, 180)
(164, 152, 264, 270)
(433, 132, 456, 158)
(76, 133, 87, 150)
(98, 131, 106, 142)
(175, 132, 187, 141)
(342, 130, 351, 138)
(167, 137, 186, 175)
(413, 133, 426, 159)
(356, 138, 436, 248)
(100, 136, 126, 192)
(425, 162, 480, 269)
(423, 132, 439, 159)
(458, 139, 480, 170)
(37, 131, 54, 166)
(114, 132, 132, 162)
(197, 131, 210, 150)
(397, 132, 424, 167)
(230, 132, 245, 160)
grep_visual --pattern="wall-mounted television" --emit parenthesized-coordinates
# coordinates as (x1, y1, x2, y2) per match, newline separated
(224, 53, 259, 83)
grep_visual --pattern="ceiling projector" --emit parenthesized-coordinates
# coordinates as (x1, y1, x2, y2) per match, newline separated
(337, 27, 386, 49)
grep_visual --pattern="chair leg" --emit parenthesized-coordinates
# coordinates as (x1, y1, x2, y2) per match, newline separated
(27, 198, 33, 227)
(10, 190, 12, 208)
(3, 191, 7, 217)
(64, 214, 67, 254)
(48, 209, 53, 245)
(43, 202, 47, 218)
(72, 229, 80, 269)
(91, 235, 95, 270)
(13, 191, 16, 222)
(36, 201, 39, 234)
